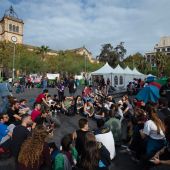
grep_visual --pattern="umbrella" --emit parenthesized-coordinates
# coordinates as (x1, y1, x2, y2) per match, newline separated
(136, 85, 160, 103)
(149, 81, 161, 89)
(155, 77, 168, 86)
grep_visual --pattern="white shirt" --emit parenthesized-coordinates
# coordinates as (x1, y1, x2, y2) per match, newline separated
(95, 131, 116, 159)
(143, 120, 165, 140)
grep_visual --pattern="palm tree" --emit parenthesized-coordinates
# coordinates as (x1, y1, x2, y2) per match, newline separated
(37, 45, 49, 60)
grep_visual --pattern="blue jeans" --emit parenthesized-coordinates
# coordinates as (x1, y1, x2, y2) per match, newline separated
(146, 137, 165, 159)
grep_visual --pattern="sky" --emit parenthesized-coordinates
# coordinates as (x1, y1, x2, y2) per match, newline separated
(0, 0, 170, 58)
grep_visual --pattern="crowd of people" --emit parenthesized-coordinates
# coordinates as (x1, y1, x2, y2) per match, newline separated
(0, 77, 170, 170)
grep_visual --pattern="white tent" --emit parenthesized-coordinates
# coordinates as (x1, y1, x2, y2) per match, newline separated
(111, 64, 125, 87)
(147, 74, 156, 78)
(132, 68, 146, 80)
(124, 66, 135, 86)
(91, 62, 115, 75)
(91, 62, 115, 86)
(113, 64, 125, 74)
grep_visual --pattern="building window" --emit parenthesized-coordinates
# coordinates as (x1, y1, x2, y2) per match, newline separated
(162, 48, 165, 52)
(9, 24, 12, 31)
(156, 49, 160, 52)
(119, 76, 123, 85)
(13, 25, 16, 32)
(167, 48, 170, 52)
(114, 76, 118, 85)
(16, 26, 19, 32)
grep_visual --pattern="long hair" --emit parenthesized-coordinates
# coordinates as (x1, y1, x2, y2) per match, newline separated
(81, 141, 100, 170)
(148, 107, 165, 134)
(18, 126, 48, 168)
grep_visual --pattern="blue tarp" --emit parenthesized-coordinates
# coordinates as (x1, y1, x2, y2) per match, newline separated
(136, 85, 160, 103)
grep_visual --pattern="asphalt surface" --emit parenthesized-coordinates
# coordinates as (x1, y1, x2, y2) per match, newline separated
(12, 87, 139, 170)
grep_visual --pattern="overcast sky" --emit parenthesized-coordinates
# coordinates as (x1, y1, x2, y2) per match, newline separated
(0, 0, 170, 57)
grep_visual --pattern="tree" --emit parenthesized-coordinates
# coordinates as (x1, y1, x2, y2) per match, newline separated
(114, 42, 126, 61)
(96, 42, 127, 66)
(37, 45, 49, 60)
(154, 52, 167, 76)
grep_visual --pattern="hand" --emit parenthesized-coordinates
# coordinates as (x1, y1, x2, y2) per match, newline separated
(152, 158, 161, 165)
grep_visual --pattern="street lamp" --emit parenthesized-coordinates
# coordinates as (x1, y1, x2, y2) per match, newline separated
(11, 36, 17, 81)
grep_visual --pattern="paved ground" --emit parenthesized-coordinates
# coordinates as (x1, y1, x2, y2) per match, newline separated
(12, 87, 139, 170)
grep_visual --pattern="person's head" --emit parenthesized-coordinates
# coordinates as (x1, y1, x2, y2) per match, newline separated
(96, 119, 105, 129)
(34, 103, 41, 110)
(81, 141, 99, 170)
(47, 95, 52, 101)
(0, 113, 9, 123)
(76, 95, 82, 101)
(11, 101, 20, 110)
(21, 114, 33, 127)
(61, 134, 72, 152)
(85, 132, 96, 144)
(18, 125, 49, 168)
(43, 89, 48, 95)
(48, 142, 58, 153)
(20, 99, 27, 105)
(134, 108, 146, 123)
(86, 99, 91, 105)
(79, 118, 88, 131)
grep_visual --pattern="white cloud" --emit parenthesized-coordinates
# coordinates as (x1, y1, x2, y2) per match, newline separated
(0, 0, 170, 57)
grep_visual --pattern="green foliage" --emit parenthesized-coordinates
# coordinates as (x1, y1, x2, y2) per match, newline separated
(0, 41, 102, 77)
(97, 42, 126, 67)
(123, 52, 151, 74)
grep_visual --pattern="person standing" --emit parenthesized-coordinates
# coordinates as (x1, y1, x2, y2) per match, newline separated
(73, 118, 89, 156)
(68, 76, 76, 97)
(57, 79, 65, 102)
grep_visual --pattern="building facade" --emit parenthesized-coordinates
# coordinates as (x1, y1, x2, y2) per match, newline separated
(0, 6, 24, 44)
(145, 36, 170, 66)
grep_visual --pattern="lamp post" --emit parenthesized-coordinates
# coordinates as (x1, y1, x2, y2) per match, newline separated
(11, 36, 17, 81)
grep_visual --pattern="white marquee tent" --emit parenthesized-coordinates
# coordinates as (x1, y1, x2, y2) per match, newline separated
(91, 62, 115, 75)
(91, 62, 115, 86)
(91, 63, 146, 88)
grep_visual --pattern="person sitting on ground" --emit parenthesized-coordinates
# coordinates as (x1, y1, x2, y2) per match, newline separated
(35, 89, 50, 107)
(151, 116, 170, 169)
(31, 103, 42, 122)
(73, 118, 89, 157)
(10, 114, 33, 160)
(18, 125, 51, 170)
(94, 119, 116, 160)
(53, 134, 78, 170)
(0, 113, 15, 144)
(84, 100, 94, 117)
(19, 99, 31, 115)
(94, 108, 106, 120)
(62, 96, 73, 114)
(140, 106, 166, 161)
(105, 106, 121, 145)
(7, 101, 22, 125)
(75, 95, 84, 115)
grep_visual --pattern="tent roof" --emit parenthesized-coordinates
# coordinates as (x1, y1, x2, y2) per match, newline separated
(91, 62, 115, 75)
(147, 74, 156, 78)
(132, 68, 143, 75)
(113, 64, 125, 74)
(124, 66, 134, 75)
